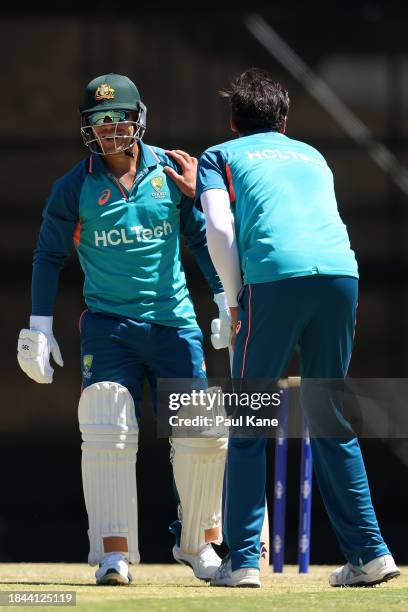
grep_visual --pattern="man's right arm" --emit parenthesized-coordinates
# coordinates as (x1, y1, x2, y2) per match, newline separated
(32, 175, 80, 315)
(196, 148, 243, 351)
(17, 172, 81, 383)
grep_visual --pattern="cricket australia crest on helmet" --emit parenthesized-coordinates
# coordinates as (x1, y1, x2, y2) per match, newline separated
(94, 83, 115, 101)
(80, 73, 143, 114)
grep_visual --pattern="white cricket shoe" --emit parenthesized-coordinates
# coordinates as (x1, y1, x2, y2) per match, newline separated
(329, 554, 400, 587)
(210, 556, 260, 588)
(95, 553, 132, 586)
(172, 543, 222, 581)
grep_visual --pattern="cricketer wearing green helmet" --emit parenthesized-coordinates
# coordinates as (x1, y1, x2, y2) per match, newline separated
(80, 73, 147, 154)
(18, 72, 231, 586)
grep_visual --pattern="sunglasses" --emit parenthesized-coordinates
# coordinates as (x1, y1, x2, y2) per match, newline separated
(87, 110, 130, 125)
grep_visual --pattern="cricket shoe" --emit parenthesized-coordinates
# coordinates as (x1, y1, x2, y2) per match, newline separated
(95, 553, 132, 586)
(329, 554, 400, 587)
(172, 543, 222, 581)
(210, 556, 260, 588)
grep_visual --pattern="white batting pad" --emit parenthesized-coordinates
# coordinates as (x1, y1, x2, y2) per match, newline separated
(78, 382, 139, 565)
(171, 436, 228, 555)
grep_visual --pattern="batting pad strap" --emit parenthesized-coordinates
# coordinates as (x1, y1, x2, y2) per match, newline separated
(78, 382, 139, 566)
(171, 436, 228, 555)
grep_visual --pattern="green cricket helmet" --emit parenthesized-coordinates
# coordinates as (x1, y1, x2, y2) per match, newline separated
(80, 73, 147, 155)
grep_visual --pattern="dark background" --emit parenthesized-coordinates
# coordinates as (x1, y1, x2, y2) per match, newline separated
(1, 3, 407, 565)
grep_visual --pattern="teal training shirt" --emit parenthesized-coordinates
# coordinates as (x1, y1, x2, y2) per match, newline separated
(196, 131, 358, 285)
(32, 142, 222, 327)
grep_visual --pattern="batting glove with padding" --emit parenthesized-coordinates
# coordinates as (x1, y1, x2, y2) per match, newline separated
(211, 292, 231, 350)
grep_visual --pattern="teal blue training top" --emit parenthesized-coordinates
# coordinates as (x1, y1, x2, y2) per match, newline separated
(32, 141, 222, 328)
(196, 131, 358, 285)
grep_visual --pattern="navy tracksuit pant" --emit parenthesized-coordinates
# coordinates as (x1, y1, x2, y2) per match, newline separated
(227, 276, 389, 570)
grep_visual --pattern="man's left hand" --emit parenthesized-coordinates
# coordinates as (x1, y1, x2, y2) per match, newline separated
(164, 150, 198, 199)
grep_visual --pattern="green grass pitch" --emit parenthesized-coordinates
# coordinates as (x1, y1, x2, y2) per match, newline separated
(0, 564, 406, 611)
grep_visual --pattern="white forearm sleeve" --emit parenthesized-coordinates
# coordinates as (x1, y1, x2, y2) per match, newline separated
(201, 189, 242, 308)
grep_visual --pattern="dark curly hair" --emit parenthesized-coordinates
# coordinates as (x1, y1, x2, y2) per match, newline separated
(221, 68, 290, 135)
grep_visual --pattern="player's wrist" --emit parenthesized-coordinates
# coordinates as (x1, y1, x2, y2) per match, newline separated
(29, 315, 54, 337)
(229, 306, 238, 324)
(213, 292, 229, 312)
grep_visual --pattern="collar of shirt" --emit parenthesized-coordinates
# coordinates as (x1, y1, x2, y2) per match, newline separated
(242, 129, 285, 137)
(89, 140, 160, 175)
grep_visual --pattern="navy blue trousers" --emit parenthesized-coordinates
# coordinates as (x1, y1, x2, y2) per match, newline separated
(228, 276, 388, 570)
(80, 310, 206, 417)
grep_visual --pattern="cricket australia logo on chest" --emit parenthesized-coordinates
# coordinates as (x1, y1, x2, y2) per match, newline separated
(150, 176, 167, 199)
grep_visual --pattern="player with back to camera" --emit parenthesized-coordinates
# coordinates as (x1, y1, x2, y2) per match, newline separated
(17, 73, 231, 585)
(197, 67, 400, 588)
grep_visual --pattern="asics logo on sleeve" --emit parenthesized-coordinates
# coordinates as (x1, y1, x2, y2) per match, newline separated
(94, 220, 173, 246)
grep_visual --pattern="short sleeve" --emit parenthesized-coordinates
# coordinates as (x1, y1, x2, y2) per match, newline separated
(196, 149, 229, 210)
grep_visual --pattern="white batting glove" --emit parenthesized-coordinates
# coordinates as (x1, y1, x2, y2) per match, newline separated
(17, 316, 64, 384)
(211, 292, 231, 350)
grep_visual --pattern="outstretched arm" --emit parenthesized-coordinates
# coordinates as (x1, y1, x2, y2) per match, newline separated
(200, 189, 242, 308)
(162, 147, 231, 348)
(162, 148, 223, 293)
(200, 189, 242, 348)
(179, 194, 223, 295)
